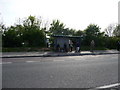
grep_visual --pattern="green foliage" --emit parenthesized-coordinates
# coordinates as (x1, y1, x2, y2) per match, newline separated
(2, 16, 46, 47)
(75, 30, 84, 36)
(49, 20, 65, 35)
(68, 28, 76, 36)
(22, 16, 46, 47)
(2, 26, 22, 47)
(105, 37, 120, 49)
(1, 15, 119, 50)
(84, 24, 105, 47)
(113, 24, 120, 37)
(2, 47, 51, 52)
(49, 20, 76, 36)
(80, 46, 108, 51)
(85, 24, 101, 38)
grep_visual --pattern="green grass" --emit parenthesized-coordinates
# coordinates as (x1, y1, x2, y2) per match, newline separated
(2, 47, 51, 52)
(80, 46, 108, 51)
(2, 46, 109, 52)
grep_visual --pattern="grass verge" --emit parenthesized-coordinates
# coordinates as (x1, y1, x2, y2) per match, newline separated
(2, 46, 109, 52)
(2, 47, 52, 52)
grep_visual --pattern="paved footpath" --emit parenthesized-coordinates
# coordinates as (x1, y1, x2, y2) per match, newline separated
(2, 50, 120, 58)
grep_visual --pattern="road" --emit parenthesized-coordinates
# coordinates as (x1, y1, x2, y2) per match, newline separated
(2, 54, 119, 89)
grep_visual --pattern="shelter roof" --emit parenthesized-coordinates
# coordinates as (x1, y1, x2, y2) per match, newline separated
(51, 35, 82, 38)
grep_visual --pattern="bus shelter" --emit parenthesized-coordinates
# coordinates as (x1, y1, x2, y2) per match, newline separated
(52, 35, 82, 52)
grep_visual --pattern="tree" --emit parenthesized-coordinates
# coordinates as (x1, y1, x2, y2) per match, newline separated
(2, 15, 46, 47)
(0, 22, 6, 48)
(22, 15, 46, 47)
(49, 20, 66, 35)
(84, 24, 105, 46)
(75, 30, 84, 36)
(49, 20, 78, 36)
(113, 24, 120, 37)
(104, 24, 116, 37)
(2, 26, 22, 47)
(68, 28, 76, 36)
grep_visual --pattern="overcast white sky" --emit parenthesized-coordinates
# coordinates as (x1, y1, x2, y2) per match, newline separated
(0, 0, 119, 31)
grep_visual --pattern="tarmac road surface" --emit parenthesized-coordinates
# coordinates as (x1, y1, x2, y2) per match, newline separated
(2, 54, 119, 89)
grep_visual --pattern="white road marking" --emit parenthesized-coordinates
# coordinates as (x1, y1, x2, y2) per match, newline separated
(95, 83, 120, 89)
(13, 58, 25, 59)
(74, 59, 82, 61)
(1, 62, 12, 64)
(53, 60, 65, 62)
(26, 61, 39, 63)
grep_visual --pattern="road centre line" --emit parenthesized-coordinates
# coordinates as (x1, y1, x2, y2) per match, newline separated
(12, 58, 25, 59)
(26, 61, 40, 63)
(95, 83, 120, 89)
(53, 60, 65, 62)
(1, 62, 12, 64)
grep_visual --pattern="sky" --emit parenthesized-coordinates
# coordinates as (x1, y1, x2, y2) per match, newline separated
(0, 0, 119, 31)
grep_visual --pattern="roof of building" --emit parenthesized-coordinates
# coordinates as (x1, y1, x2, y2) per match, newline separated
(51, 35, 82, 38)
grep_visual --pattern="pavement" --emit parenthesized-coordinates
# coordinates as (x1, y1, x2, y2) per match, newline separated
(2, 50, 120, 58)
